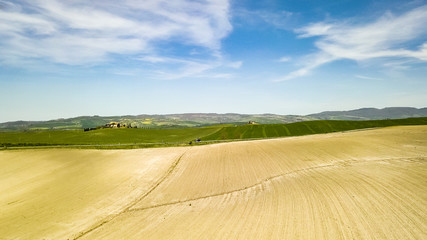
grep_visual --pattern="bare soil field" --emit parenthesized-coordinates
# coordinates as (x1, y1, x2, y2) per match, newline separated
(1, 126, 426, 239)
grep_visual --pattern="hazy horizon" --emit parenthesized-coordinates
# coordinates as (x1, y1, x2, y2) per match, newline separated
(1, 106, 426, 123)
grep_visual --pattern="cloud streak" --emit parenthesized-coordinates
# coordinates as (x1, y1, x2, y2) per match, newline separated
(0, 0, 232, 68)
(278, 56, 291, 62)
(278, 5, 427, 81)
(235, 8, 294, 30)
(355, 75, 383, 81)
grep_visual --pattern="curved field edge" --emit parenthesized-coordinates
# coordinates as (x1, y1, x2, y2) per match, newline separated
(201, 117, 427, 140)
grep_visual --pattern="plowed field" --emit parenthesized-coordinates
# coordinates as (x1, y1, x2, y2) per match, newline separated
(1, 126, 426, 239)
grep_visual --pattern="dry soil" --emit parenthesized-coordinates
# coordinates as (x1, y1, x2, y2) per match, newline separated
(1, 126, 426, 239)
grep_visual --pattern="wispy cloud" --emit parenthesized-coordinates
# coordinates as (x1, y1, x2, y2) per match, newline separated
(136, 55, 216, 80)
(136, 55, 240, 80)
(227, 61, 242, 69)
(0, 0, 232, 68)
(234, 8, 294, 30)
(278, 5, 427, 81)
(274, 53, 336, 82)
(277, 56, 291, 62)
(355, 75, 383, 81)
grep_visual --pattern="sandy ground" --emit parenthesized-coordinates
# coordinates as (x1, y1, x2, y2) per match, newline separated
(1, 126, 426, 239)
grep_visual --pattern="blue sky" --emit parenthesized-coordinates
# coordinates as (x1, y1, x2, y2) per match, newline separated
(1, 0, 426, 122)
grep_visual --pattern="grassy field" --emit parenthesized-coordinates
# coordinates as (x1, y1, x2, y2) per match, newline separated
(0, 127, 221, 147)
(1, 117, 426, 148)
(1, 125, 426, 239)
(202, 117, 427, 140)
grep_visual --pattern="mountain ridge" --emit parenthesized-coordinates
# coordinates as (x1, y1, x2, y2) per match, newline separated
(309, 107, 427, 120)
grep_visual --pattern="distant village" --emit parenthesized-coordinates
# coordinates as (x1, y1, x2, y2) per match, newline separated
(104, 122, 127, 128)
(84, 120, 258, 131)
(83, 121, 136, 131)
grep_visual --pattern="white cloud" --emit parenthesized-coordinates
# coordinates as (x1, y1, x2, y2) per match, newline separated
(138, 56, 172, 64)
(279, 5, 427, 81)
(0, 0, 232, 67)
(274, 53, 336, 82)
(355, 75, 383, 81)
(137, 55, 220, 80)
(278, 56, 291, 62)
(228, 61, 242, 69)
(207, 73, 233, 79)
(235, 8, 294, 30)
(154, 61, 217, 80)
(297, 23, 332, 38)
(136, 56, 241, 80)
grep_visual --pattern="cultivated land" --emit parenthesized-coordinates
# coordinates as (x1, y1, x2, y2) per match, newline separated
(1, 125, 426, 239)
(1, 118, 427, 148)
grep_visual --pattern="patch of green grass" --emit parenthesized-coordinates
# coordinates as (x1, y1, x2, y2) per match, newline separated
(202, 124, 236, 128)
(0, 127, 221, 147)
(201, 118, 427, 141)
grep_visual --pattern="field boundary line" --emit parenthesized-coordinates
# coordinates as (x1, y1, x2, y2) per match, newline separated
(128, 157, 426, 213)
(72, 151, 187, 240)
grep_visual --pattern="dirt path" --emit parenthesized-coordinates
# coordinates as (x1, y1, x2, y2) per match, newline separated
(73, 151, 187, 239)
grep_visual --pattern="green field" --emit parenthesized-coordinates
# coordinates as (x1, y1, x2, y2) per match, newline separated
(1, 118, 426, 148)
(201, 117, 427, 140)
(0, 127, 221, 147)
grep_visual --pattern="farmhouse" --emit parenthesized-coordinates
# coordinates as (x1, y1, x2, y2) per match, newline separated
(105, 122, 126, 128)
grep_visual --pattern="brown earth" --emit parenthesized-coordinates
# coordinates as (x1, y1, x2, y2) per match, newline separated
(1, 126, 426, 239)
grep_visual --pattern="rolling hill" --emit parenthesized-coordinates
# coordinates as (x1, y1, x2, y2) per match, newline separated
(1, 107, 426, 131)
(1, 125, 426, 239)
(201, 117, 427, 141)
(0, 114, 313, 131)
(2, 117, 427, 148)
(308, 107, 427, 120)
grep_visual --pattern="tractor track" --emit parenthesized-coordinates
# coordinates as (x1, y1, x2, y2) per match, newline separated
(72, 151, 187, 240)
(128, 156, 425, 213)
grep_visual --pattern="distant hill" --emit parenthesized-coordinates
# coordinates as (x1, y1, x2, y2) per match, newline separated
(308, 107, 427, 120)
(0, 113, 314, 131)
(1, 107, 426, 131)
(202, 118, 427, 141)
(2, 118, 427, 148)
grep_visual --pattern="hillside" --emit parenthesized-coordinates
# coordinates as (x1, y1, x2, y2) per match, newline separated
(308, 107, 427, 120)
(0, 114, 313, 131)
(201, 117, 427, 141)
(0, 127, 222, 148)
(1, 126, 426, 239)
(2, 117, 426, 148)
(1, 107, 426, 131)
